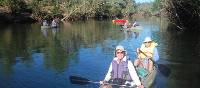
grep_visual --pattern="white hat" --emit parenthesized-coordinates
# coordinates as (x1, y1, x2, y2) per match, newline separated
(115, 45, 126, 51)
(143, 37, 152, 42)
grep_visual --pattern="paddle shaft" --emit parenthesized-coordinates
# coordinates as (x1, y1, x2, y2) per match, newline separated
(73, 80, 132, 87)
(73, 80, 133, 87)
(138, 49, 171, 77)
(70, 76, 135, 87)
(138, 49, 156, 65)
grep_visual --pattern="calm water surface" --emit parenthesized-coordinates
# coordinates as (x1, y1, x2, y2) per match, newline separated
(0, 17, 200, 88)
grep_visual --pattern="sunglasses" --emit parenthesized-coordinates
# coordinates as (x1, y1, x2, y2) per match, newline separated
(116, 51, 124, 54)
(144, 41, 151, 43)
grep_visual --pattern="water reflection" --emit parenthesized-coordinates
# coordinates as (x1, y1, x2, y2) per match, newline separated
(0, 24, 32, 76)
(0, 18, 199, 88)
(0, 20, 122, 73)
(159, 26, 200, 88)
(52, 28, 59, 36)
(124, 30, 140, 40)
(124, 30, 134, 40)
(41, 28, 48, 38)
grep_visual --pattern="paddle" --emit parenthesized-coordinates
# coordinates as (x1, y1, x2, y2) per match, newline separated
(138, 49, 171, 77)
(70, 75, 99, 85)
(69, 76, 135, 87)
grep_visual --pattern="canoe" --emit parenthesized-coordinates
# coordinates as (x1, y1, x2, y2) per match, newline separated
(112, 19, 128, 25)
(51, 26, 59, 28)
(124, 25, 142, 30)
(41, 25, 50, 29)
(41, 25, 59, 29)
(122, 26, 143, 33)
(136, 65, 157, 88)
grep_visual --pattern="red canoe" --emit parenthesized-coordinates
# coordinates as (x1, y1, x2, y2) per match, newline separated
(112, 19, 128, 24)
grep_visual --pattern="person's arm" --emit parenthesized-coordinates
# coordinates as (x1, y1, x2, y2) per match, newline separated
(104, 63, 112, 81)
(136, 48, 140, 58)
(153, 48, 159, 62)
(128, 61, 141, 86)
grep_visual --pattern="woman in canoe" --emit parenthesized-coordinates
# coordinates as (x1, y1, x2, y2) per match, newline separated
(100, 45, 144, 88)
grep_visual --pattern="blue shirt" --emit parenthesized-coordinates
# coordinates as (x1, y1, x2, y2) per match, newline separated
(153, 48, 159, 62)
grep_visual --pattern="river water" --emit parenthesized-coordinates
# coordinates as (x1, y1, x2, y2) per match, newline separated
(0, 17, 199, 88)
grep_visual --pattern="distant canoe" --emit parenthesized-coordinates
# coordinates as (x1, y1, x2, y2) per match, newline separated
(112, 19, 128, 25)
(41, 25, 59, 29)
(123, 26, 143, 32)
(51, 26, 59, 28)
(41, 26, 50, 29)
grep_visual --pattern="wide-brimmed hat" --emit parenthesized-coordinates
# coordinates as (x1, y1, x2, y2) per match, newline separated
(115, 45, 126, 51)
(143, 37, 152, 42)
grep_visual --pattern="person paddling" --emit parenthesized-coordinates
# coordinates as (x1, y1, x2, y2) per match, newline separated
(132, 20, 139, 27)
(134, 37, 159, 72)
(100, 45, 144, 88)
(42, 20, 48, 26)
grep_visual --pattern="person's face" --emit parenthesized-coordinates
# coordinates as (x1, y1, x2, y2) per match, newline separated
(144, 41, 152, 47)
(116, 50, 125, 60)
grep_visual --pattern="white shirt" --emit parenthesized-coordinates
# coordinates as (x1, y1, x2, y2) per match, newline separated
(51, 20, 57, 27)
(43, 21, 48, 26)
(123, 22, 128, 29)
(104, 56, 142, 86)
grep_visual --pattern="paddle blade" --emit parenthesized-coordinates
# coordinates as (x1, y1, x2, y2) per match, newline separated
(158, 64, 171, 77)
(70, 76, 90, 85)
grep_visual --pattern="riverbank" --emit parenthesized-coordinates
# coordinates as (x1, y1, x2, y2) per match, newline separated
(0, 13, 36, 23)
(0, 5, 34, 23)
(0, 6, 167, 24)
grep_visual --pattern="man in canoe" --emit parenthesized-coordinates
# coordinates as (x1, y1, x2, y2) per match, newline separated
(132, 20, 139, 27)
(42, 20, 49, 26)
(134, 37, 159, 72)
(122, 21, 129, 29)
(100, 45, 144, 88)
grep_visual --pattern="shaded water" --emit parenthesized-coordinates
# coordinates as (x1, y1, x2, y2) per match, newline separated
(0, 17, 199, 88)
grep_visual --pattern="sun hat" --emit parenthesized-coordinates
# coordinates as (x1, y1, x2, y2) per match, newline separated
(115, 45, 126, 51)
(143, 36, 152, 43)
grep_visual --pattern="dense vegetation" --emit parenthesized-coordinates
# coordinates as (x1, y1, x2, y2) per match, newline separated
(1, 0, 200, 31)
(167, 0, 200, 31)
(0, 0, 137, 22)
(0, 0, 165, 23)
(152, 0, 200, 31)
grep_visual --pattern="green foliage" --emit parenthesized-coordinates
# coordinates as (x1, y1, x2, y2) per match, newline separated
(52, 4, 61, 15)
(8, 0, 28, 13)
(0, 0, 8, 5)
(136, 2, 154, 16)
(29, 0, 41, 16)
(167, 0, 200, 29)
(121, 0, 136, 15)
(0, 0, 138, 20)
(61, 0, 137, 19)
(152, 0, 166, 11)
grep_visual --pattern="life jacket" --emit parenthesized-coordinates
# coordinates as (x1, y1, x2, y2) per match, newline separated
(111, 57, 132, 81)
(139, 42, 158, 59)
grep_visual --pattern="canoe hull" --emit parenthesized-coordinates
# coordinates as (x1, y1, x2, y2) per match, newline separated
(138, 66, 157, 88)
(41, 26, 50, 29)
(123, 26, 143, 32)
(112, 19, 128, 25)
(41, 26, 59, 29)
